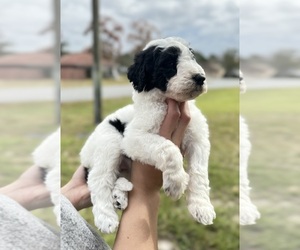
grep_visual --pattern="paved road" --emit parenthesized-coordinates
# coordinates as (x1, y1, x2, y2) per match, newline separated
(1, 78, 298, 103)
(0, 87, 55, 103)
(0, 85, 133, 103)
(61, 85, 133, 103)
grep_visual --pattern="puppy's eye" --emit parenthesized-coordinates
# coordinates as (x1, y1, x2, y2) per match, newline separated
(189, 48, 195, 60)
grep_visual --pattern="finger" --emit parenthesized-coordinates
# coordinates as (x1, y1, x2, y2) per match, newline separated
(159, 99, 180, 140)
(172, 102, 191, 147)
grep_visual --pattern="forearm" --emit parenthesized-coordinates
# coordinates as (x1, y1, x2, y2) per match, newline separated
(114, 190, 160, 250)
(0, 181, 51, 211)
(114, 162, 162, 250)
(0, 166, 52, 211)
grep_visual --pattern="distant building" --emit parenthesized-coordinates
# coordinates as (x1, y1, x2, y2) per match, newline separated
(241, 60, 276, 78)
(61, 50, 117, 80)
(0, 51, 53, 79)
(61, 52, 92, 79)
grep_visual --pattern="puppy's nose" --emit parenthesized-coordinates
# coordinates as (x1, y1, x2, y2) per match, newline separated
(192, 74, 206, 86)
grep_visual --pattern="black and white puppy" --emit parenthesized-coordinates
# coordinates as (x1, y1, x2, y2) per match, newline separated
(81, 37, 216, 233)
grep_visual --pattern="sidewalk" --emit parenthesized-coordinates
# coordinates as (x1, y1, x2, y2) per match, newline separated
(61, 85, 133, 103)
(0, 85, 133, 103)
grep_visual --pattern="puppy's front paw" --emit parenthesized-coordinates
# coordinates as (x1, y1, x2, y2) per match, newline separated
(188, 204, 216, 225)
(94, 212, 119, 233)
(240, 201, 260, 225)
(163, 170, 189, 200)
(112, 177, 133, 210)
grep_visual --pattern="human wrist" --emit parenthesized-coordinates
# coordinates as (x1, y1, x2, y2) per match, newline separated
(61, 183, 91, 210)
(131, 162, 163, 193)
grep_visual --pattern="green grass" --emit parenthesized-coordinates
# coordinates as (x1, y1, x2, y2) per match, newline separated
(0, 102, 57, 226)
(61, 87, 239, 250)
(240, 88, 300, 250)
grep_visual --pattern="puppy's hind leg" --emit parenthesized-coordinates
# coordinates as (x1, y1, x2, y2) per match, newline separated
(183, 110, 215, 225)
(240, 116, 260, 225)
(86, 134, 123, 233)
(185, 142, 216, 225)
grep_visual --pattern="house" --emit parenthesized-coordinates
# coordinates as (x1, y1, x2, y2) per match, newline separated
(61, 50, 117, 79)
(0, 51, 54, 79)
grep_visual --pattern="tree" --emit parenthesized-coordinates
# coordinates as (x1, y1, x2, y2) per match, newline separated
(60, 41, 69, 56)
(128, 20, 160, 53)
(84, 15, 123, 62)
(221, 49, 239, 77)
(271, 50, 299, 73)
(193, 50, 207, 64)
(0, 34, 9, 55)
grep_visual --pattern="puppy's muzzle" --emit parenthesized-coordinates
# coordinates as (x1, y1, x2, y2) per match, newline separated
(192, 74, 206, 86)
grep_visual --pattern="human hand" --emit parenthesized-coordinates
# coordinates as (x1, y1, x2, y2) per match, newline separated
(0, 165, 52, 210)
(61, 165, 92, 210)
(159, 99, 191, 150)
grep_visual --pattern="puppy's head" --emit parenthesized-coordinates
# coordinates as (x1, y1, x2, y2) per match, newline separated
(127, 37, 207, 102)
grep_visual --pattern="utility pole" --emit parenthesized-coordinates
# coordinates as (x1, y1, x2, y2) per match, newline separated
(53, 0, 60, 125)
(92, 0, 102, 124)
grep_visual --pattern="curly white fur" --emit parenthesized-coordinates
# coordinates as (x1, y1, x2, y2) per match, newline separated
(240, 72, 260, 225)
(81, 37, 215, 233)
(32, 128, 60, 225)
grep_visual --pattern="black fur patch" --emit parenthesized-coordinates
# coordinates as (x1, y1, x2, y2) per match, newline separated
(84, 167, 89, 181)
(127, 46, 181, 92)
(109, 118, 126, 135)
(40, 167, 47, 182)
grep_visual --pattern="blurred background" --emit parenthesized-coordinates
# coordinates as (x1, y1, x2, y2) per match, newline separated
(0, 0, 58, 225)
(240, 0, 300, 249)
(61, 0, 239, 249)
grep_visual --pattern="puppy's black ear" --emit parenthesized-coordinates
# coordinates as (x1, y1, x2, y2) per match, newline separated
(153, 46, 181, 92)
(127, 46, 162, 92)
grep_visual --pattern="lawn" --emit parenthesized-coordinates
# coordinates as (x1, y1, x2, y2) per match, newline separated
(61, 87, 240, 250)
(240, 87, 300, 250)
(0, 102, 58, 226)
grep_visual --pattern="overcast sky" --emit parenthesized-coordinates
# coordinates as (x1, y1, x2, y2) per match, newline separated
(62, 0, 239, 56)
(240, 0, 300, 57)
(0, 0, 299, 57)
(0, 0, 53, 53)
